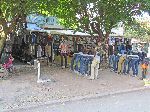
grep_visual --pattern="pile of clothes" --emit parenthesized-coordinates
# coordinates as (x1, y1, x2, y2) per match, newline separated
(109, 51, 149, 78)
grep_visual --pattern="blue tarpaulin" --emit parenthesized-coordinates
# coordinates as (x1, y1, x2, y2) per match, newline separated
(26, 23, 45, 32)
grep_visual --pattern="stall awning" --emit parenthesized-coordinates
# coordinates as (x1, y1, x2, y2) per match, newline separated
(26, 23, 46, 32)
(42, 25, 64, 30)
(45, 30, 91, 36)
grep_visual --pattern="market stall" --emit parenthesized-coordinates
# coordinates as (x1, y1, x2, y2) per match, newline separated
(44, 29, 98, 67)
(11, 23, 52, 65)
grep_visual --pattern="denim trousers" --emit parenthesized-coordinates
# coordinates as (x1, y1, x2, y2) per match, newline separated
(71, 54, 78, 71)
(132, 59, 139, 75)
(61, 53, 67, 67)
(123, 59, 129, 74)
(85, 56, 93, 75)
(113, 55, 120, 72)
(109, 55, 114, 68)
(74, 54, 81, 72)
(79, 56, 87, 75)
(142, 68, 147, 79)
(127, 58, 139, 75)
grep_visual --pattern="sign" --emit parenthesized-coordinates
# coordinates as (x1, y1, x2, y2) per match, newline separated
(46, 17, 58, 25)
(26, 14, 58, 26)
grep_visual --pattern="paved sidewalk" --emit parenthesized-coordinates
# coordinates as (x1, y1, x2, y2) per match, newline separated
(0, 64, 147, 111)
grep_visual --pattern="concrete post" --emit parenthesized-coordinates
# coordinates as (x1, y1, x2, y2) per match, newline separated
(37, 62, 40, 81)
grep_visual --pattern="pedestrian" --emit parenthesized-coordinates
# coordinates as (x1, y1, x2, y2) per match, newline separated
(141, 58, 149, 80)
(88, 48, 100, 80)
(117, 54, 126, 74)
(59, 40, 68, 68)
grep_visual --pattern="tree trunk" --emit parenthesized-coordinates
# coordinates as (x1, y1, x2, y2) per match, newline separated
(0, 17, 9, 54)
(103, 31, 110, 53)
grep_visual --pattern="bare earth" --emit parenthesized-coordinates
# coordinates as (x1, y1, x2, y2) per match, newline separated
(0, 64, 145, 111)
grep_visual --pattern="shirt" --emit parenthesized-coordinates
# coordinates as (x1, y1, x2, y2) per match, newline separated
(59, 43, 68, 53)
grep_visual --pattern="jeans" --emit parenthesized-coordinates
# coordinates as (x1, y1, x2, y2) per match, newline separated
(61, 53, 67, 67)
(123, 59, 129, 74)
(71, 54, 78, 71)
(113, 55, 120, 72)
(132, 59, 139, 75)
(74, 54, 81, 72)
(79, 56, 86, 75)
(109, 55, 114, 68)
(127, 57, 139, 75)
(85, 56, 93, 75)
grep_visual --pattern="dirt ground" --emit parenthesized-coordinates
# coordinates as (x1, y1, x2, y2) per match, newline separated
(0, 63, 145, 111)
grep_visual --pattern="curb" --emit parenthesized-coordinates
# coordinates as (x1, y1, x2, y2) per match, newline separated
(3, 86, 150, 112)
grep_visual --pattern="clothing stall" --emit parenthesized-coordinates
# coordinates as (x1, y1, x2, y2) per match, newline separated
(45, 29, 99, 67)
(12, 23, 53, 65)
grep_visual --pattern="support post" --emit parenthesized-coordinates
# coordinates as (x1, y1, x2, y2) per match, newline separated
(37, 62, 40, 81)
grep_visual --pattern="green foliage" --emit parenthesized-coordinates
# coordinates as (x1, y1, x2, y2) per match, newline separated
(0, 0, 150, 38)
(51, 0, 150, 39)
(124, 19, 150, 41)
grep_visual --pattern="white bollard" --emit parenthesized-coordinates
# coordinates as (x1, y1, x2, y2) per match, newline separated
(37, 62, 40, 81)
(37, 61, 51, 83)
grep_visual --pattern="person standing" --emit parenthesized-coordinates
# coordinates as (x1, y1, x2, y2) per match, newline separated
(118, 54, 126, 74)
(59, 40, 68, 68)
(45, 43, 52, 62)
(108, 43, 114, 69)
(37, 44, 42, 58)
(88, 50, 100, 80)
(141, 58, 149, 80)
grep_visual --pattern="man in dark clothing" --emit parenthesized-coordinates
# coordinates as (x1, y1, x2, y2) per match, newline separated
(126, 41, 132, 53)
(108, 45, 114, 56)
(108, 44, 114, 68)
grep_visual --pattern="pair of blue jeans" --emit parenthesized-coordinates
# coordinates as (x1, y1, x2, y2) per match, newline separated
(113, 55, 120, 72)
(127, 57, 139, 75)
(71, 54, 78, 71)
(85, 56, 93, 75)
(78, 55, 94, 75)
(109, 55, 114, 68)
(74, 54, 81, 72)
(123, 58, 129, 74)
(79, 56, 86, 75)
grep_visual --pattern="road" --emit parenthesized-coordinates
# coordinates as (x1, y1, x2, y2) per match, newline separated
(6, 89, 150, 112)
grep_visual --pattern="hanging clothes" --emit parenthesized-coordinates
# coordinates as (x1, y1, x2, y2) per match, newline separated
(31, 33, 36, 44)
(45, 44, 51, 57)
(59, 42, 68, 54)
(23, 34, 27, 43)
(32, 45, 35, 56)
(37, 45, 42, 58)
(37, 35, 40, 44)
(42, 37, 47, 46)
(29, 44, 35, 56)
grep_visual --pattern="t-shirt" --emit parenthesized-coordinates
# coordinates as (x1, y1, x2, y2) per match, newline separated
(59, 43, 68, 53)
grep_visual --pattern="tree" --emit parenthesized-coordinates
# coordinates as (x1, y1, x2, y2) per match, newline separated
(124, 13, 150, 42)
(0, 0, 150, 54)
(0, 0, 57, 53)
(52, 0, 150, 46)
